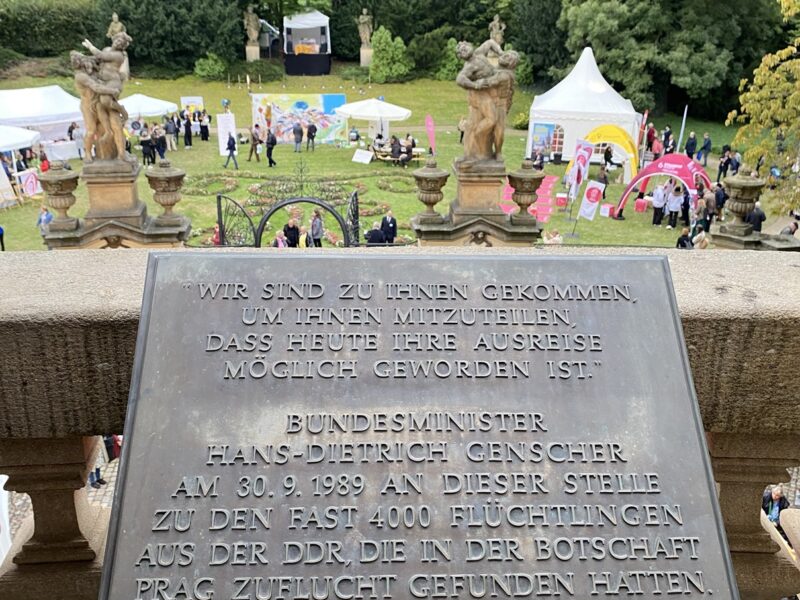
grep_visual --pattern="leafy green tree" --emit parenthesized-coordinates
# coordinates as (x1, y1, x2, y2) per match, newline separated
(97, 0, 241, 69)
(433, 38, 461, 81)
(508, 0, 567, 85)
(369, 25, 413, 83)
(254, 0, 332, 31)
(729, 1, 800, 211)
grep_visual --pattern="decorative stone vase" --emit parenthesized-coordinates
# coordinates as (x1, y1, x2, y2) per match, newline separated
(145, 160, 186, 227)
(720, 175, 766, 237)
(507, 159, 544, 224)
(39, 162, 80, 232)
(412, 157, 449, 224)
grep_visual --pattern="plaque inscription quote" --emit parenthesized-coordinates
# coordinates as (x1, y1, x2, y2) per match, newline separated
(102, 254, 738, 599)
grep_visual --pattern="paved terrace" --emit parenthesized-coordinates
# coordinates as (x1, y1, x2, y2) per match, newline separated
(0, 247, 799, 600)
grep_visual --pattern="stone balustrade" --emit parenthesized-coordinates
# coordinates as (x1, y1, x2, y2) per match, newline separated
(1, 247, 799, 600)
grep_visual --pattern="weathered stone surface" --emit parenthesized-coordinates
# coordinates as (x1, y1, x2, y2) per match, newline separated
(0, 248, 799, 438)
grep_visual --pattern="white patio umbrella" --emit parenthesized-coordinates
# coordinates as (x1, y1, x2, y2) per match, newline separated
(335, 98, 411, 139)
(120, 94, 179, 118)
(0, 125, 41, 153)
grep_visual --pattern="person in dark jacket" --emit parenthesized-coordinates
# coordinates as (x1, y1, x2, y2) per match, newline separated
(380, 210, 397, 244)
(266, 129, 277, 167)
(306, 123, 317, 151)
(745, 201, 767, 232)
(763, 485, 791, 541)
(223, 133, 238, 170)
(389, 136, 402, 166)
(684, 131, 697, 159)
(715, 183, 728, 220)
(365, 222, 386, 245)
(662, 125, 672, 147)
(292, 122, 303, 152)
(697, 133, 712, 167)
(676, 228, 693, 249)
(283, 219, 300, 247)
(183, 117, 192, 149)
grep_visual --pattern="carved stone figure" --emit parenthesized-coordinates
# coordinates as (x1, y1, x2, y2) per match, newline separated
(106, 12, 126, 39)
(476, 50, 519, 163)
(244, 5, 261, 45)
(356, 8, 373, 49)
(71, 33, 133, 163)
(488, 14, 506, 46)
(455, 40, 510, 164)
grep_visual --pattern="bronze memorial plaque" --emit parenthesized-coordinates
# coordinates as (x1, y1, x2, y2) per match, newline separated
(102, 253, 738, 600)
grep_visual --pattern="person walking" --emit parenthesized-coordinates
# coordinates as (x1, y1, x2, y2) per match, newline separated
(223, 133, 239, 170)
(293, 122, 303, 152)
(266, 128, 277, 167)
(247, 124, 263, 162)
(380, 210, 397, 244)
(684, 131, 697, 159)
(697, 133, 712, 167)
(311, 209, 324, 247)
(306, 123, 317, 151)
(183, 116, 193, 149)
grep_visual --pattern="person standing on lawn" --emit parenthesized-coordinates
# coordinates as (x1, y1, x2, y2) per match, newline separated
(306, 123, 317, 152)
(293, 122, 303, 152)
(248, 124, 263, 162)
(697, 133, 712, 166)
(266, 128, 277, 167)
(223, 133, 238, 170)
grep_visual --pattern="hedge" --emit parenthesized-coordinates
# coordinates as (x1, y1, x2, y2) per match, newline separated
(0, 0, 103, 57)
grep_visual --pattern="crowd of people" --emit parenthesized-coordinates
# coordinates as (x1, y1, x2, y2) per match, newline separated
(266, 209, 398, 248)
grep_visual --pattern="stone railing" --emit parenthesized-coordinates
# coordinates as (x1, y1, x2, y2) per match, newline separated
(1, 247, 799, 600)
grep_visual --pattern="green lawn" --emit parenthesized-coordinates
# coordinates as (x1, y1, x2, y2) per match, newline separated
(0, 63, 732, 251)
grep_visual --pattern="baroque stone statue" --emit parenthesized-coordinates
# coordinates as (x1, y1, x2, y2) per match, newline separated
(244, 5, 261, 45)
(455, 39, 517, 166)
(70, 33, 133, 163)
(356, 8, 373, 49)
(105, 12, 130, 77)
(488, 14, 506, 46)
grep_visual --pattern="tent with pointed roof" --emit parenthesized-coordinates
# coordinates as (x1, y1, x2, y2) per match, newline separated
(526, 47, 642, 160)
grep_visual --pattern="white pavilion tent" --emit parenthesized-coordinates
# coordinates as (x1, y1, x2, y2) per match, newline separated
(0, 125, 41, 153)
(335, 98, 411, 141)
(526, 47, 642, 160)
(120, 94, 178, 119)
(283, 10, 332, 75)
(0, 85, 82, 141)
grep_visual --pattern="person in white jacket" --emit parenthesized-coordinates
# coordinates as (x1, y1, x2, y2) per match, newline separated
(651, 183, 668, 226)
(666, 183, 683, 230)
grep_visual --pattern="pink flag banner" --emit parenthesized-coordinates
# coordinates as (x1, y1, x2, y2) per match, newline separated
(578, 180, 605, 221)
(425, 115, 436, 154)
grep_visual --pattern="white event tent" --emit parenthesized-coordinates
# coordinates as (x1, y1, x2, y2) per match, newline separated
(0, 85, 82, 141)
(0, 125, 41, 153)
(526, 47, 642, 160)
(283, 10, 332, 75)
(335, 98, 411, 140)
(120, 94, 178, 119)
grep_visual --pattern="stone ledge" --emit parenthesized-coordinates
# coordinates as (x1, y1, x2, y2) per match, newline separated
(1, 247, 799, 437)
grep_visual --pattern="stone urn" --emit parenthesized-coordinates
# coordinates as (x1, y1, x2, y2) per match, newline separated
(145, 160, 186, 227)
(507, 159, 545, 224)
(39, 162, 80, 232)
(719, 175, 767, 237)
(412, 157, 449, 224)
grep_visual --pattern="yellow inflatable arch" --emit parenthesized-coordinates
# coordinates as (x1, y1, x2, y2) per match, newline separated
(564, 124, 639, 182)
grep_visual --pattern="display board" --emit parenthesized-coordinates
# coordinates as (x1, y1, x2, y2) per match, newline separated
(101, 254, 739, 600)
(251, 94, 346, 144)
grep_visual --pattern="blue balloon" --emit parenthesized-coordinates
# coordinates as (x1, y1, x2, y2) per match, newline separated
(221, 98, 231, 109)
(378, 95, 385, 101)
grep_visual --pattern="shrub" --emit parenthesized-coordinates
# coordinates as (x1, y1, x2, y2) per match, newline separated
(434, 38, 461, 81)
(227, 59, 284, 83)
(194, 52, 227, 81)
(512, 112, 529, 130)
(339, 65, 370, 84)
(132, 63, 192, 79)
(515, 52, 534, 87)
(369, 26, 413, 84)
(0, 45, 23, 71)
(0, 0, 103, 56)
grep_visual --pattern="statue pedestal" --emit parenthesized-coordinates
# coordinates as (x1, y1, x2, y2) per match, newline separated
(246, 43, 260, 63)
(360, 48, 373, 68)
(411, 159, 542, 247)
(82, 161, 146, 229)
(42, 159, 191, 250)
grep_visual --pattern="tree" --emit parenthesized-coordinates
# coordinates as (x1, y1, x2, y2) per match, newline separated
(434, 38, 461, 81)
(98, 0, 241, 69)
(728, 1, 800, 211)
(255, 0, 332, 32)
(508, 0, 567, 84)
(369, 25, 413, 83)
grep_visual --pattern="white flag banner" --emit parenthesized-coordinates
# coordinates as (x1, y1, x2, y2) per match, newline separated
(0, 166, 15, 203)
(578, 180, 605, 221)
(216, 112, 237, 157)
(568, 139, 594, 187)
